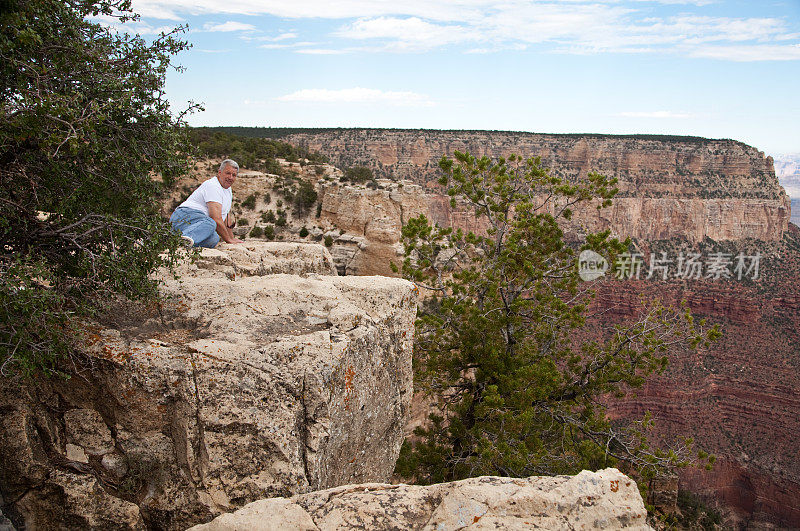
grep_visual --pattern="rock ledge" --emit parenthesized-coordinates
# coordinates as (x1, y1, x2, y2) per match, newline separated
(191, 468, 651, 530)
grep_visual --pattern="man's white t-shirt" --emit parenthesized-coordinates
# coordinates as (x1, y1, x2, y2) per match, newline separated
(179, 177, 232, 218)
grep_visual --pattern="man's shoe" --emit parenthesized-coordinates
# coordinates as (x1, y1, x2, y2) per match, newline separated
(181, 235, 194, 248)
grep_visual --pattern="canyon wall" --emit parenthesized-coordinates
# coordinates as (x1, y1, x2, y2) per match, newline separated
(285, 129, 790, 243)
(580, 257, 800, 529)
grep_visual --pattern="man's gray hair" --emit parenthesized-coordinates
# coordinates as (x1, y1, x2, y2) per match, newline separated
(219, 159, 239, 173)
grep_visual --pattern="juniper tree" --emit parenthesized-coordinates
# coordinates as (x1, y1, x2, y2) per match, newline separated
(394, 151, 718, 484)
(0, 0, 196, 376)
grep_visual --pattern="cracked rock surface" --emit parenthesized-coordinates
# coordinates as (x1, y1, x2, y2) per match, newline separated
(0, 243, 416, 530)
(190, 468, 652, 530)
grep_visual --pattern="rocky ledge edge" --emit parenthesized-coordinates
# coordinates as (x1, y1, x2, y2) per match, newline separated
(191, 468, 651, 530)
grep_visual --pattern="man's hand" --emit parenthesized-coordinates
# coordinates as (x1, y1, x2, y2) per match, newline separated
(225, 213, 244, 243)
(208, 202, 242, 244)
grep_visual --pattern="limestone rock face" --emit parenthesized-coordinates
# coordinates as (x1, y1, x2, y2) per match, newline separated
(190, 468, 651, 530)
(0, 243, 416, 530)
(194, 242, 337, 278)
(287, 130, 790, 247)
(316, 182, 789, 276)
(318, 182, 429, 276)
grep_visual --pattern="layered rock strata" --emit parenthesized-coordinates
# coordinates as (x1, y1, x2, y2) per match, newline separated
(580, 235, 800, 529)
(285, 129, 790, 243)
(191, 468, 650, 530)
(0, 243, 417, 530)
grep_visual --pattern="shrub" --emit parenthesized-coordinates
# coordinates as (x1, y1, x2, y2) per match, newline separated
(343, 166, 373, 183)
(276, 216, 287, 227)
(249, 226, 264, 238)
(263, 225, 275, 240)
(237, 218, 249, 226)
(261, 210, 276, 223)
(241, 194, 257, 210)
(324, 235, 334, 247)
(294, 180, 318, 213)
(298, 227, 309, 238)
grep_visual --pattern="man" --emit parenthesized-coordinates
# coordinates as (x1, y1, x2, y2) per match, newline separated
(170, 159, 244, 247)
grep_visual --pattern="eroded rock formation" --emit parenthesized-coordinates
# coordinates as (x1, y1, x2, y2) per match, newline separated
(580, 233, 800, 529)
(0, 243, 417, 530)
(285, 129, 790, 243)
(190, 468, 650, 530)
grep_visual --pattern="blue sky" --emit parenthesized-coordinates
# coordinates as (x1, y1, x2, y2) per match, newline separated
(114, 0, 799, 155)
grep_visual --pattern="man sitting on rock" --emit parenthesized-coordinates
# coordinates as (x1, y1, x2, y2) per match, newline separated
(170, 159, 244, 248)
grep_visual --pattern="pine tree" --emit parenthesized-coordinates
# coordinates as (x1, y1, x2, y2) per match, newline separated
(394, 151, 718, 484)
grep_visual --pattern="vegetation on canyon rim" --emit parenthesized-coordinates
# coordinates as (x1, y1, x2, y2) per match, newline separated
(0, 0, 194, 376)
(394, 151, 720, 486)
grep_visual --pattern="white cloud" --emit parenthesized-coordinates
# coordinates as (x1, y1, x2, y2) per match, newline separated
(92, 14, 175, 35)
(294, 48, 350, 54)
(128, 0, 800, 61)
(130, 0, 486, 21)
(260, 41, 316, 49)
(335, 16, 472, 51)
(203, 21, 256, 32)
(688, 44, 800, 61)
(631, 0, 716, 5)
(619, 111, 694, 118)
(277, 87, 435, 106)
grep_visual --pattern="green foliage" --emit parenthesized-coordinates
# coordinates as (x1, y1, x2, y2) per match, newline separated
(275, 215, 287, 227)
(187, 128, 326, 172)
(249, 226, 264, 238)
(263, 225, 275, 240)
(661, 490, 722, 529)
(343, 166, 373, 183)
(294, 180, 318, 213)
(0, 0, 193, 377)
(316, 203, 323, 218)
(298, 226, 309, 238)
(324, 235, 334, 247)
(198, 126, 735, 148)
(236, 218, 249, 226)
(261, 210, 276, 224)
(395, 151, 719, 484)
(241, 193, 257, 210)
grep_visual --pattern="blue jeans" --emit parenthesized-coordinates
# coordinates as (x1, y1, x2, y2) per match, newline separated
(170, 206, 220, 248)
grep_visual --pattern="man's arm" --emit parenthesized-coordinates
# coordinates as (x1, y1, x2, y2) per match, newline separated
(207, 202, 243, 244)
